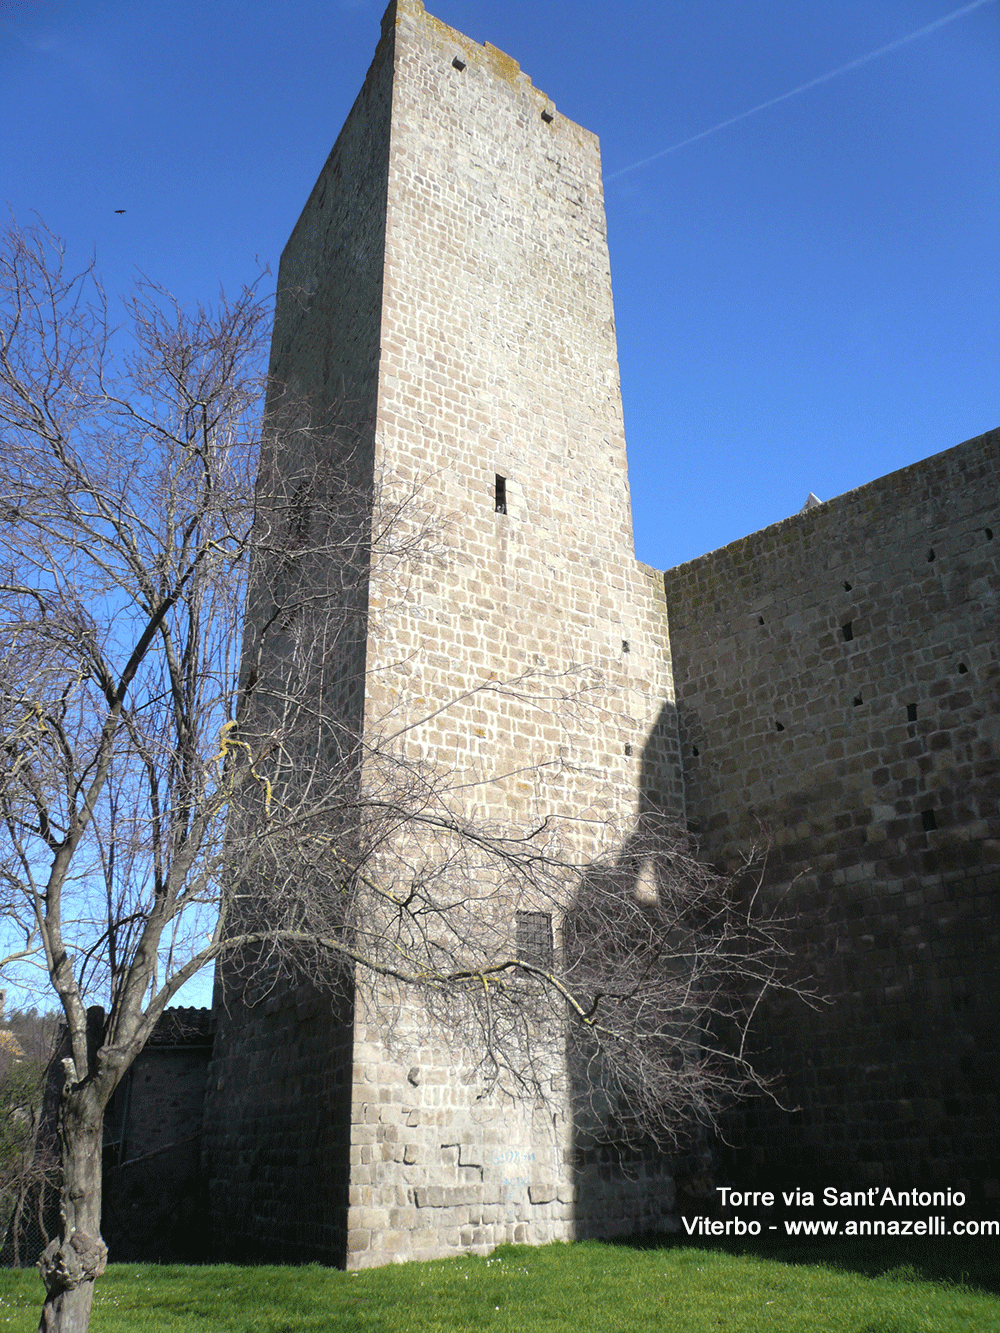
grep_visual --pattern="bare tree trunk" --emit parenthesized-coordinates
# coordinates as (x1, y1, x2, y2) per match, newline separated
(11, 1168, 27, 1269)
(36, 1082, 107, 1333)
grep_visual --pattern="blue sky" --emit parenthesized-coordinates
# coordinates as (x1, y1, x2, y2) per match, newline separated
(2, 0, 996, 571)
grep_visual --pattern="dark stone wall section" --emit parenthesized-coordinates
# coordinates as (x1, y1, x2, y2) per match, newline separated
(201, 985, 355, 1264)
(664, 428, 999, 1203)
(102, 1010, 213, 1262)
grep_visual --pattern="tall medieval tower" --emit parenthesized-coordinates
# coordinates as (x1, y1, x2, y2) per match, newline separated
(203, 0, 684, 1267)
(198, 0, 999, 1268)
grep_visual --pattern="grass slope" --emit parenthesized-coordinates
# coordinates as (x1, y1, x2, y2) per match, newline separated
(0, 1239, 996, 1331)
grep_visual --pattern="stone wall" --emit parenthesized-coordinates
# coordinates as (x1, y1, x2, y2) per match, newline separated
(103, 1009, 213, 1262)
(203, 986, 355, 1263)
(663, 428, 1000, 1202)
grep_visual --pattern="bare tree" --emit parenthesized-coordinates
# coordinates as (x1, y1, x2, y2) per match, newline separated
(0, 220, 812, 1332)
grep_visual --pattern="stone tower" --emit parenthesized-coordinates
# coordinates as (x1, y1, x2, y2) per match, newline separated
(204, 0, 683, 1267)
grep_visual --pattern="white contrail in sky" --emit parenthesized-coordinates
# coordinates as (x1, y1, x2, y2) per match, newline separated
(607, 0, 996, 181)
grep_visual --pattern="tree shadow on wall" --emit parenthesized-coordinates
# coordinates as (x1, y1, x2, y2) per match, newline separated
(565, 696, 805, 1241)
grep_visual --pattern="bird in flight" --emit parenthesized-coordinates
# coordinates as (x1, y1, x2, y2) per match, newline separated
(114, 209, 126, 214)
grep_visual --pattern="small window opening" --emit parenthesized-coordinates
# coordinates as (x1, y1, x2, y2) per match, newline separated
(774, 720, 785, 732)
(957, 662, 968, 674)
(452, 56, 466, 70)
(692, 746, 700, 757)
(986, 527, 994, 541)
(843, 580, 853, 592)
(758, 616, 765, 625)
(907, 703, 918, 722)
(921, 809, 937, 832)
(541, 109, 554, 123)
(494, 474, 507, 514)
(842, 621, 854, 642)
(927, 548, 936, 562)
(621, 639, 630, 653)
(516, 911, 553, 971)
(853, 695, 863, 707)
(624, 743, 633, 756)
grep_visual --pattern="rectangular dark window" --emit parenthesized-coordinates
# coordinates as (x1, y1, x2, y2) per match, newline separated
(516, 911, 552, 970)
(495, 474, 507, 514)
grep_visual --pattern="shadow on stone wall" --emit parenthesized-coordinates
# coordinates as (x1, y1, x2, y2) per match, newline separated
(663, 428, 1000, 1207)
(677, 689, 1000, 1210)
(566, 697, 713, 1240)
(102, 1009, 214, 1262)
(201, 977, 356, 1266)
(103, 1135, 209, 1263)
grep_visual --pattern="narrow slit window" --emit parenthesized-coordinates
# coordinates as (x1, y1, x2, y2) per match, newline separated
(842, 621, 854, 642)
(495, 474, 507, 514)
(921, 809, 937, 832)
(622, 639, 630, 653)
(516, 911, 553, 970)
(907, 703, 918, 722)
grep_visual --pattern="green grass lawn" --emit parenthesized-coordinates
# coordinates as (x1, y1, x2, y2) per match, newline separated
(0, 1238, 996, 1331)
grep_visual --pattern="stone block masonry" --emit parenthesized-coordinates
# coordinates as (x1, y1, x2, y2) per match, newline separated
(664, 428, 999, 1204)
(101, 1010, 214, 1262)
(204, 0, 683, 1270)
(200, 0, 999, 1271)
(344, 0, 683, 1265)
